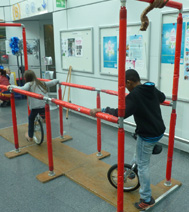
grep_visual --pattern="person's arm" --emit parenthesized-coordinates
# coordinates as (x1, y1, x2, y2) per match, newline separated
(9, 82, 31, 91)
(45, 79, 59, 88)
(155, 87, 166, 103)
(90, 94, 137, 118)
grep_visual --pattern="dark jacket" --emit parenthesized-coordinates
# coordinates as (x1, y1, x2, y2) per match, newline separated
(105, 82, 166, 138)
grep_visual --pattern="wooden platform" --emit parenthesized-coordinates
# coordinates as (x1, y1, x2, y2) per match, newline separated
(0, 124, 181, 211)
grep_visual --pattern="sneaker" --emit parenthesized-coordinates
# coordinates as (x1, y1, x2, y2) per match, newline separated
(152, 144, 162, 155)
(134, 197, 155, 210)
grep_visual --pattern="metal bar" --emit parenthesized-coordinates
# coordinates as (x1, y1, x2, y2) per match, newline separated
(58, 85, 64, 138)
(10, 88, 44, 99)
(101, 89, 172, 106)
(0, 23, 22, 27)
(166, 13, 183, 185)
(51, 98, 119, 124)
(96, 91, 102, 155)
(45, 103, 54, 173)
(137, 0, 182, 10)
(60, 82, 96, 91)
(10, 93, 19, 151)
(117, 1, 127, 211)
(22, 26, 28, 71)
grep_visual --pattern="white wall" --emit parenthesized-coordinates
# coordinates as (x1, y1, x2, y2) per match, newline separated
(53, 0, 189, 147)
(0, 0, 10, 7)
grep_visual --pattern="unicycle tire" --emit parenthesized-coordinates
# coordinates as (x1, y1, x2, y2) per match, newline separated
(107, 164, 140, 192)
(34, 118, 44, 145)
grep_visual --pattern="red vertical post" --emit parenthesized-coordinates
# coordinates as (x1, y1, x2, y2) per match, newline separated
(22, 26, 28, 71)
(117, 1, 127, 211)
(10, 92, 19, 151)
(45, 102, 54, 175)
(58, 84, 64, 138)
(96, 91, 102, 155)
(165, 13, 183, 186)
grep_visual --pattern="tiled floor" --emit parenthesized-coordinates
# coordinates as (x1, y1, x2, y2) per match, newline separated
(0, 99, 188, 212)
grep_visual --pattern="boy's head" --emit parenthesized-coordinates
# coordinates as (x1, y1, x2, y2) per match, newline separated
(125, 69, 141, 92)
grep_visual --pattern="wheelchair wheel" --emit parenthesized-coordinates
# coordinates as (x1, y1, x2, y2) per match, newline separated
(107, 164, 140, 192)
(34, 118, 44, 145)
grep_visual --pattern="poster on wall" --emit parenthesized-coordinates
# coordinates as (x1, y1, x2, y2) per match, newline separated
(127, 35, 143, 60)
(60, 28, 93, 73)
(125, 35, 144, 71)
(161, 23, 185, 64)
(126, 60, 135, 69)
(184, 22, 189, 80)
(61, 38, 68, 57)
(75, 38, 83, 57)
(103, 36, 118, 69)
(68, 38, 75, 57)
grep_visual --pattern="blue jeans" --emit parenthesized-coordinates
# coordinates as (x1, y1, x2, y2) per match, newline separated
(135, 136, 158, 202)
(28, 108, 45, 138)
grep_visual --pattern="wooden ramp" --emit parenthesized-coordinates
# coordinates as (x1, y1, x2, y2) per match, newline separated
(0, 125, 181, 212)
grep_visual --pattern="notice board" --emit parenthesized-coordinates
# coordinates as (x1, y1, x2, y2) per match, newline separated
(60, 28, 93, 73)
(99, 23, 150, 80)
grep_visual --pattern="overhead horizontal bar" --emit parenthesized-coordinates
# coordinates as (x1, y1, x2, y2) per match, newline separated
(137, 0, 182, 10)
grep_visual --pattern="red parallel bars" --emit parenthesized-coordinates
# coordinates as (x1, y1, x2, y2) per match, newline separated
(0, 85, 19, 151)
(58, 85, 64, 138)
(60, 82, 96, 91)
(96, 91, 102, 155)
(22, 27, 28, 71)
(101, 89, 172, 106)
(166, 13, 183, 185)
(45, 103, 54, 173)
(117, 2, 127, 211)
(51, 98, 118, 124)
(0, 23, 28, 71)
(10, 92, 19, 151)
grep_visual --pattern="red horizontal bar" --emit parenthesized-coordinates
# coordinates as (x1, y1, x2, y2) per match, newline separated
(10, 88, 44, 100)
(161, 100, 172, 106)
(37, 79, 172, 106)
(51, 99, 118, 123)
(101, 89, 119, 96)
(137, 0, 182, 10)
(101, 89, 171, 106)
(0, 23, 22, 27)
(60, 82, 96, 91)
(0, 85, 8, 90)
(37, 78, 50, 82)
(38, 78, 96, 91)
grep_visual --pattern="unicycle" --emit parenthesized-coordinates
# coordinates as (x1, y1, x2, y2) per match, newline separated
(107, 133, 163, 192)
(107, 162, 140, 192)
(33, 115, 44, 145)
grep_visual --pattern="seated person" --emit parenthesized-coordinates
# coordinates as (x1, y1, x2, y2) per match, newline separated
(0, 69, 11, 107)
(4, 67, 15, 85)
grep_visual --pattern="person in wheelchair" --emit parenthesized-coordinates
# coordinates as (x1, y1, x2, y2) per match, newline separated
(8, 70, 59, 142)
(0, 69, 11, 107)
(90, 69, 165, 210)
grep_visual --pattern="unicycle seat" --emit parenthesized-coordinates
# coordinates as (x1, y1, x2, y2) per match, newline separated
(152, 144, 162, 155)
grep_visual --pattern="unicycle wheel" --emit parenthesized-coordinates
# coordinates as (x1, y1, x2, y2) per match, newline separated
(34, 118, 44, 145)
(107, 164, 140, 192)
